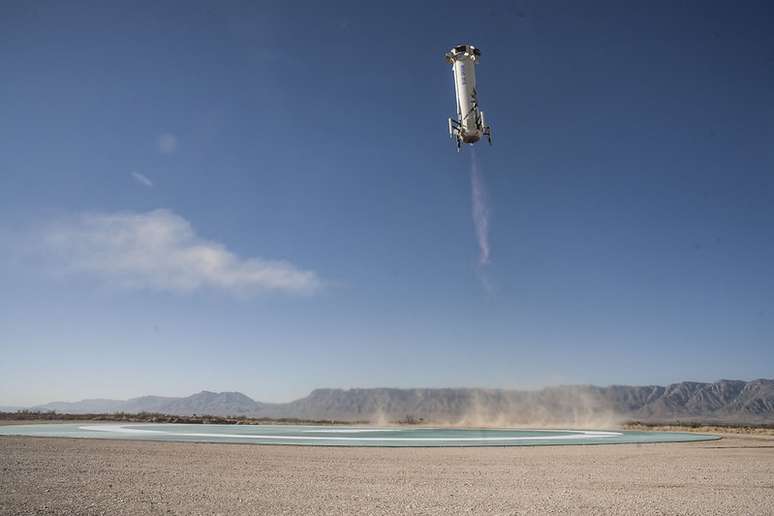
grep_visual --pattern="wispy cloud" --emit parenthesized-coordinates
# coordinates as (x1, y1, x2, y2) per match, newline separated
(43, 209, 322, 295)
(131, 172, 153, 188)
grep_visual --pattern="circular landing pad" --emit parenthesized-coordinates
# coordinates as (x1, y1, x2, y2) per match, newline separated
(0, 423, 719, 447)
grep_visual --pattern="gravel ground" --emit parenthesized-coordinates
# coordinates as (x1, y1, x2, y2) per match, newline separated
(1, 434, 773, 515)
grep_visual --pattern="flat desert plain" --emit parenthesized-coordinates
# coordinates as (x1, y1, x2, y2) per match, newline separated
(1, 430, 773, 515)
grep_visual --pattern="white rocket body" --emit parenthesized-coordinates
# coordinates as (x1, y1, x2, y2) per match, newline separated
(446, 44, 492, 149)
(451, 53, 481, 142)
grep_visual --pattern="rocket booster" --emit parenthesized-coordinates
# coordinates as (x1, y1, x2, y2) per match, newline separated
(446, 44, 492, 150)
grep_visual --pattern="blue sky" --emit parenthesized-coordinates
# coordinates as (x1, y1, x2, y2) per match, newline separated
(1, 1, 773, 405)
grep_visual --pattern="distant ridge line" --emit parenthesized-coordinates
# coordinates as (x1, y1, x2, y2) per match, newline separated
(25, 379, 774, 424)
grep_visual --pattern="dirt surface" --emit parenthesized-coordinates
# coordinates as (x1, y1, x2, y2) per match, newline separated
(624, 423, 774, 437)
(1, 434, 773, 515)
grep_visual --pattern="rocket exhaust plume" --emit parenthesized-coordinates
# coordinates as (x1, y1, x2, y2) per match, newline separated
(470, 148, 490, 266)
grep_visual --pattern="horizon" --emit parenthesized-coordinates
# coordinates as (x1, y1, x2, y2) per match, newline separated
(2, 1, 774, 406)
(6, 376, 773, 407)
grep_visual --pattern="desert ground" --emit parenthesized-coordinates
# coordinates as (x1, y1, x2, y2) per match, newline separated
(1, 430, 773, 515)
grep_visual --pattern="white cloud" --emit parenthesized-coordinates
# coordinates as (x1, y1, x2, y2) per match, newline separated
(43, 210, 322, 295)
(131, 172, 153, 188)
(158, 133, 177, 154)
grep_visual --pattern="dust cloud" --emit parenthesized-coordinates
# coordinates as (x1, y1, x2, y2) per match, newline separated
(366, 387, 624, 429)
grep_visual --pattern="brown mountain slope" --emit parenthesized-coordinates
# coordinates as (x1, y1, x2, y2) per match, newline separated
(30, 379, 774, 424)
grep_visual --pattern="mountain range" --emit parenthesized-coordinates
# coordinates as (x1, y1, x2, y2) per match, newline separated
(23, 379, 774, 424)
